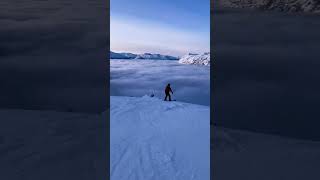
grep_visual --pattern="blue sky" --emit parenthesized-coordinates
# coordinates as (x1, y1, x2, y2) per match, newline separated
(111, 0, 210, 56)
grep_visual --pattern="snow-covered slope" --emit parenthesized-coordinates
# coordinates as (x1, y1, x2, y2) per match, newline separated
(212, 126, 320, 180)
(135, 53, 178, 60)
(216, 0, 320, 14)
(111, 96, 210, 180)
(110, 51, 178, 60)
(179, 52, 210, 66)
(1, 106, 320, 179)
(0, 109, 106, 179)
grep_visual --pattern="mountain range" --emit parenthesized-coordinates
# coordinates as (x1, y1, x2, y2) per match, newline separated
(215, 0, 320, 14)
(110, 51, 179, 60)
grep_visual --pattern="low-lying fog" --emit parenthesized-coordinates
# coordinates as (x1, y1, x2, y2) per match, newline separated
(110, 59, 210, 106)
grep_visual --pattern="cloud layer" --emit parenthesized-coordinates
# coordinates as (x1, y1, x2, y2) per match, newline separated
(110, 60, 210, 106)
(212, 8, 320, 140)
(0, 0, 108, 113)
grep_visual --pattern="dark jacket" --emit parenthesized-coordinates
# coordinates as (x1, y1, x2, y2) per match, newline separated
(165, 86, 173, 94)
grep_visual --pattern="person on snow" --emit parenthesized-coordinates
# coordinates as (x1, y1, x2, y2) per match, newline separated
(164, 83, 173, 101)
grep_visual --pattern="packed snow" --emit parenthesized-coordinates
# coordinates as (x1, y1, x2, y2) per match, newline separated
(110, 96, 210, 180)
(179, 52, 210, 66)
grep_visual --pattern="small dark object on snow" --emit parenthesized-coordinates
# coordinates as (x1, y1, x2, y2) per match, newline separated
(150, 94, 154, 97)
(164, 83, 173, 101)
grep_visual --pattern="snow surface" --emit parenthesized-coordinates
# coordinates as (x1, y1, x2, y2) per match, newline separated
(0, 109, 107, 180)
(179, 52, 210, 66)
(212, 127, 320, 180)
(1, 105, 320, 179)
(110, 96, 210, 180)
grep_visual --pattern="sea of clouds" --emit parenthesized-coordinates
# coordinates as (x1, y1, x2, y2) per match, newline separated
(110, 59, 210, 106)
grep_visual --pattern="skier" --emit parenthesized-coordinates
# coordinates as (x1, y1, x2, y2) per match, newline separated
(164, 83, 173, 101)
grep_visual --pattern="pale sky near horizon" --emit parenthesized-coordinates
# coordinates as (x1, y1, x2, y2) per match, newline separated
(110, 0, 210, 56)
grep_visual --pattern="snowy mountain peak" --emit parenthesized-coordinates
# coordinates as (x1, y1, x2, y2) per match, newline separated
(179, 52, 211, 66)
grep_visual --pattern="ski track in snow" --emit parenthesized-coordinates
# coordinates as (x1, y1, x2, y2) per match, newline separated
(110, 96, 210, 180)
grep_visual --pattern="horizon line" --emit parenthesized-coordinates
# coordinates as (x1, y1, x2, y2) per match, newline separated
(110, 50, 210, 57)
